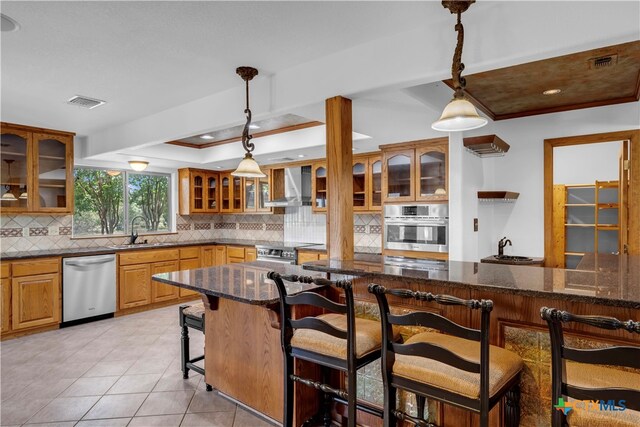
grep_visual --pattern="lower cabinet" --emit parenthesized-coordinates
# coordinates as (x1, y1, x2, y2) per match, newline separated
(1, 264, 10, 334)
(179, 251, 200, 298)
(297, 251, 328, 265)
(151, 260, 180, 302)
(119, 264, 151, 309)
(245, 248, 257, 262)
(226, 246, 246, 264)
(11, 272, 60, 330)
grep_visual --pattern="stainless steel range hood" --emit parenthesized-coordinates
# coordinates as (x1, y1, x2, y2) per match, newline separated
(264, 165, 312, 207)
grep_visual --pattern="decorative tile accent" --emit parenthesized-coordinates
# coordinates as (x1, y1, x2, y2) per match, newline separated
(265, 223, 284, 231)
(354, 225, 366, 233)
(239, 223, 263, 231)
(194, 223, 211, 230)
(0, 227, 23, 237)
(29, 227, 48, 236)
(58, 226, 72, 236)
(369, 225, 382, 234)
(176, 223, 191, 231)
(214, 223, 236, 230)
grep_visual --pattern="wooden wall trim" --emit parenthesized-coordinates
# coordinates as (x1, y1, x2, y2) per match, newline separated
(544, 129, 640, 261)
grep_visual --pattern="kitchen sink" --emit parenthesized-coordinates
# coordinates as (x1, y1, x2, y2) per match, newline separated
(107, 242, 171, 249)
(495, 255, 533, 261)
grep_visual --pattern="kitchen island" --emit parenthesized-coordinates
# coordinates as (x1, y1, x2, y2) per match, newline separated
(302, 254, 640, 427)
(153, 260, 328, 425)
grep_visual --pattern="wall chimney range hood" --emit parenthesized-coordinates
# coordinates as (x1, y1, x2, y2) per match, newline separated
(264, 165, 312, 207)
(464, 134, 510, 157)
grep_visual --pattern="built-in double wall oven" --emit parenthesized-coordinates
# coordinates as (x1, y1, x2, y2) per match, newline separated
(384, 204, 448, 253)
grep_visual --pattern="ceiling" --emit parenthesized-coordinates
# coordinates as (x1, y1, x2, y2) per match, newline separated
(0, 1, 431, 137)
(443, 40, 640, 120)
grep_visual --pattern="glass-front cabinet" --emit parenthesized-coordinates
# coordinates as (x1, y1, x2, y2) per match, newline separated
(312, 162, 327, 213)
(256, 172, 271, 212)
(243, 178, 256, 212)
(382, 149, 414, 202)
(220, 174, 232, 213)
(416, 142, 448, 202)
(206, 173, 218, 212)
(1, 124, 74, 214)
(191, 170, 206, 213)
(232, 176, 242, 212)
(368, 155, 382, 211)
(353, 159, 367, 211)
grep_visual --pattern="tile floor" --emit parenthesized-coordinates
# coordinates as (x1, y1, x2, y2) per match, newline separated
(1, 304, 275, 427)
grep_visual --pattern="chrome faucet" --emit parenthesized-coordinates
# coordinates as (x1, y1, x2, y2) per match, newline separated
(498, 237, 512, 256)
(129, 215, 146, 245)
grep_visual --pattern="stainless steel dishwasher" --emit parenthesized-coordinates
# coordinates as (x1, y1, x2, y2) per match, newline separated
(62, 254, 116, 325)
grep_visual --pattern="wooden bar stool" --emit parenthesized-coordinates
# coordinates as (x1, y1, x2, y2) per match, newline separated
(369, 284, 523, 427)
(540, 307, 640, 427)
(179, 302, 212, 391)
(269, 272, 392, 427)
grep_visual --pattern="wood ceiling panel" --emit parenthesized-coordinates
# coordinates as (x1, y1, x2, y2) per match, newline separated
(444, 41, 640, 120)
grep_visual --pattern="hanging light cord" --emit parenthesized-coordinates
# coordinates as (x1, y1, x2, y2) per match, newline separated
(451, 10, 466, 100)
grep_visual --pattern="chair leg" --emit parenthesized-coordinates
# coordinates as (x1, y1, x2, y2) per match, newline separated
(416, 394, 426, 420)
(480, 411, 489, 427)
(283, 354, 294, 427)
(504, 384, 521, 427)
(346, 367, 357, 427)
(181, 320, 190, 379)
(321, 367, 332, 427)
(384, 384, 396, 427)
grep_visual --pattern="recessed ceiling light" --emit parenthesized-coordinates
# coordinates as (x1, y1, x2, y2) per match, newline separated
(1, 14, 20, 32)
(215, 166, 222, 169)
(543, 89, 562, 96)
(298, 154, 305, 158)
(200, 135, 215, 140)
(249, 124, 260, 130)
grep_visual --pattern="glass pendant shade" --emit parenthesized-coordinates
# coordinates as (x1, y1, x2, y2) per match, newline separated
(2, 190, 17, 201)
(128, 161, 149, 171)
(231, 153, 266, 178)
(432, 98, 488, 132)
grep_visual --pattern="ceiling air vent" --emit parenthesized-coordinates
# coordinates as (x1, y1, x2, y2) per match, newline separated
(67, 95, 106, 109)
(589, 54, 618, 70)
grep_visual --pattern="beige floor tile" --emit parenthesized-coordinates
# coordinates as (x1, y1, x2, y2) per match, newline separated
(136, 390, 195, 416)
(181, 412, 235, 427)
(83, 393, 148, 420)
(27, 396, 100, 423)
(12, 377, 76, 400)
(0, 397, 52, 425)
(128, 414, 184, 426)
(75, 417, 131, 426)
(61, 376, 120, 397)
(187, 391, 236, 413)
(107, 373, 162, 394)
(232, 408, 275, 427)
(126, 357, 174, 375)
(83, 360, 136, 377)
(153, 371, 201, 392)
(23, 422, 76, 427)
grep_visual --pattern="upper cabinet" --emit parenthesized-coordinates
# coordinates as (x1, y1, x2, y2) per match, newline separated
(352, 159, 367, 211)
(178, 169, 218, 215)
(232, 176, 243, 212)
(220, 174, 232, 213)
(381, 138, 448, 203)
(243, 177, 257, 212)
(1, 123, 74, 214)
(368, 155, 382, 211)
(312, 162, 327, 213)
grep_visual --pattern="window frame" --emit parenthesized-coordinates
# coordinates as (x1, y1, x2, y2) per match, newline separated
(72, 167, 174, 238)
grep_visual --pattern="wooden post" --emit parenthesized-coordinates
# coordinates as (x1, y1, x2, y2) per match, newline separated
(325, 96, 354, 260)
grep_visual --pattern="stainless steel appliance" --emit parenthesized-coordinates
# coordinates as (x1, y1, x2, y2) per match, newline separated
(384, 204, 448, 252)
(263, 166, 312, 207)
(62, 254, 116, 325)
(255, 243, 314, 264)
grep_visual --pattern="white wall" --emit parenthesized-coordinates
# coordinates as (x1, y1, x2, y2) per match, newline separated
(458, 101, 639, 260)
(553, 141, 622, 184)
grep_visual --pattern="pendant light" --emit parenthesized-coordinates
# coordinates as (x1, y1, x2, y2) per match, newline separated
(432, 0, 487, 132)
(231, 66, 266, 178)
(1, 159, 17, 201)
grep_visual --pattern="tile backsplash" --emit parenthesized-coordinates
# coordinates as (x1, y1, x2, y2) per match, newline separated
(0, 211, 382, 253)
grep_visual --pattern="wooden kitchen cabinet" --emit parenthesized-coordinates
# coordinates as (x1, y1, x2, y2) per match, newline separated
(220, 173, 233, 213)
(352, 159, 368, 211)
(10, 257, 60, 331)
(233, 176, 243, 212)
(381, 138, 448, 203)
(1, 264, 11, 334)
(256, 173, 272, 212)
(1, 123, 74, 214)
(312, 162, 328, 212)
(244, 177, 257, 212)
(245, 248, 257, 262)
(201, 245, 227, 268)
(368, 155, 382, 211)
(226, 246, 246, 264)
(119, 264, 151, 309)
(179, 247, 201, 297)
(151, 260, 180, 302)
(178, 169, 219, 214)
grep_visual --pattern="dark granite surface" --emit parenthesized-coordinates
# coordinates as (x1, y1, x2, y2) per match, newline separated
(0, 238, 318, 261)
(153, 261, 327, 305)
(302, 254, 640, 308)
(480, 255, 545, 265)
(301, 244, 383, 255)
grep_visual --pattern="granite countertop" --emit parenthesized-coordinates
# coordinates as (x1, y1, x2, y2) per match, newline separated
(301, 244, 383, 255)
(0, 238, 321, 261)
(302, 253, 640, 309)
(153, 261, 327, 305)
(480, 255, 545, 265)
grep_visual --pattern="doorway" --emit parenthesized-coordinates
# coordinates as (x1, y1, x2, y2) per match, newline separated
(544, 129, 639, 268)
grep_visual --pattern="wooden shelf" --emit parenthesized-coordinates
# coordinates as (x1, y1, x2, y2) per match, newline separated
(478, 191, 519, 200)
(565, 203, 595, 207)
(598, 203, 619, 208)
(597, 225, 619, 230)
(565, 224, 595, 227)
(564, 252, 585, 256)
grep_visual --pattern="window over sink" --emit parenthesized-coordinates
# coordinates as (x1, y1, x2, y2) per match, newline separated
(73, 168, 172, 237)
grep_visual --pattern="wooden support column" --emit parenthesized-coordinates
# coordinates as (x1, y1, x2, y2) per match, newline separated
(325, 96, 354, 260)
